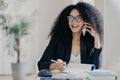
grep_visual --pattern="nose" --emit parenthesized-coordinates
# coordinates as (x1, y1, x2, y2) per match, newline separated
(72, 18, 78, 23)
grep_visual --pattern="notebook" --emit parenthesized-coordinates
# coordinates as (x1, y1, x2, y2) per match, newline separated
(86, 70, 117, 80)
(66, 63, 95, 71)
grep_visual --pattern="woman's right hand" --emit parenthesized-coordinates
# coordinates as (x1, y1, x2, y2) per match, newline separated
(49, 59, 66, 71)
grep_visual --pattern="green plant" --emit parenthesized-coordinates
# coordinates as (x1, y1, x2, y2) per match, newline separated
(0, 0, 7, 26)
(3, 19, 29, 63)
(0, 0, 7, 10)
(0, 0, 29, 63)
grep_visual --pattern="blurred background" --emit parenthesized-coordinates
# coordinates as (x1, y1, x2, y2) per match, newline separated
(0, 0, 120, 76)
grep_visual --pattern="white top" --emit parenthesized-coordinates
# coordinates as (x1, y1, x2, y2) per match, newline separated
(69, 53, 81, 63)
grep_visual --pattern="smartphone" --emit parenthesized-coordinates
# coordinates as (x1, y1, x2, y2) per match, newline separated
(82, 24, 87, 36)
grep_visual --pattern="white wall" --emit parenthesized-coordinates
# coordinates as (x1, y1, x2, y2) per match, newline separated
(95, 0, 104, 15)
(104, 0, 120, 72)
(95, 0, 120, 73)
(0, 0, 73, 75)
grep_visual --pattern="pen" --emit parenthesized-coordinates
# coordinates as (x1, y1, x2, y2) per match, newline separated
(51, 59, 57, 63)
(51, 59, 63, 63)
(51, 59, 66, 68)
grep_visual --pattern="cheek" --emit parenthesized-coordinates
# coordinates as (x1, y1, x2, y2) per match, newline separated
(68, 22, 71, 28)
(79, 23, 84, 29)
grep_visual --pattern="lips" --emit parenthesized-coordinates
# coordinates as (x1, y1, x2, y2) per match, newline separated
(71, 25, 79, 28)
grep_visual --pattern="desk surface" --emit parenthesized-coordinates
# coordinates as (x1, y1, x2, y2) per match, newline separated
(1, 64, 120, 80)
(37, 76, 120, 80)
(0, 74, 120, 80)
(37, 77, 89, 80)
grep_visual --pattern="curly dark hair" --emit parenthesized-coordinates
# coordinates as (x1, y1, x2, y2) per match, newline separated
(49, 2, 103, 45)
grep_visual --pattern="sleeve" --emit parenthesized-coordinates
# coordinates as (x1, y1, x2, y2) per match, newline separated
(89, 47, 102, 69)
(37, 39, 57, 71)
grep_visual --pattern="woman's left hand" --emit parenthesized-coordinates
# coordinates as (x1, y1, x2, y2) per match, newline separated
(84, 22, 101, 49)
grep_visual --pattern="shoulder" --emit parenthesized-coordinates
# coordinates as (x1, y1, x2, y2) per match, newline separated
(49, 37, 71, 47)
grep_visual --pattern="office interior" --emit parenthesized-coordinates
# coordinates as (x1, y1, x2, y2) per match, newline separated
(0, 0, 120, 80)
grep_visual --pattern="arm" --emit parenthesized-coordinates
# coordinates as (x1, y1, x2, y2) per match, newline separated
(85, 32, 102, 69)
(37, 39, 57, 70)
(88, 27, 102, 69)
(89, 47, 102, 69)
(84, 22, 101, 49)
(37, 39, 65, 71)
(84, 23, 102, 69)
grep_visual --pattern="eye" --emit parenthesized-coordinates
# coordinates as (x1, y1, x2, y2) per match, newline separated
(76, 16, 82, 20)
(76, 16, 83, 21)
(67, 16, 74, 21)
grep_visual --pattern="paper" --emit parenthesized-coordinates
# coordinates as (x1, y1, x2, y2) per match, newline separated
(66, 63, 95, 71)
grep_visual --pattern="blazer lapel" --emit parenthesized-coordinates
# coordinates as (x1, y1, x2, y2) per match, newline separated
(64, 38, 72, 64)
(81, 36, 87, 63)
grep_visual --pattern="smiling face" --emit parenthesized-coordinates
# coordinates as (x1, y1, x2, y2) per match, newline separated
(68, 9, 84, 34)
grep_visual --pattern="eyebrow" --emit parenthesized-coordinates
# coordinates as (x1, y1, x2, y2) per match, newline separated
(69, 15, 82, 17)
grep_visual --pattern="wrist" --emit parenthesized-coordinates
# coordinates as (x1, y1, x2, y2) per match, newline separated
(49, 63, 56, 70)
(94, 35, 101, 49)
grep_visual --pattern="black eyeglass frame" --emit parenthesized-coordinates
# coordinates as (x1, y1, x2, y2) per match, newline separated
(67, 15, 83, 22)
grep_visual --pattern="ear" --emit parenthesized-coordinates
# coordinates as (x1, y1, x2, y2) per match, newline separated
(83, 21, 87, 25)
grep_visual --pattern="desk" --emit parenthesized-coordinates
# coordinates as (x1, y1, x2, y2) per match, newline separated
(37, 77, 120, 80)
(0, 74, 120, 80)
(2, 63, 120, 80)
(37, 77, 89, 80)
(1, 64, 120, 80)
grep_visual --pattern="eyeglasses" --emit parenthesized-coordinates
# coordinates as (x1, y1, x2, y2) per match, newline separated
(67, 15, 83, 22)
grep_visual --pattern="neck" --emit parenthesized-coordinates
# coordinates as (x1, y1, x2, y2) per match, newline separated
(72, 32, 81, 41)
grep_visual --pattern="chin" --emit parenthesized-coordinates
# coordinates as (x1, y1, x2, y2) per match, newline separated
(72, 30, 81, 34)
(71, 28, 81, 32)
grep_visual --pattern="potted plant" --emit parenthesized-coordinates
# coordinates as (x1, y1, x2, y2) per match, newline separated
(3, 17, 29, 80)
(1, 1, 29, 80)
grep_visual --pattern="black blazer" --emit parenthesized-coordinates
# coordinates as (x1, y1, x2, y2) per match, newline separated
(38, 33, 102, 70)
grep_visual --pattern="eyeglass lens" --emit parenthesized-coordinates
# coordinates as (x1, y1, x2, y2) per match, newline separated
(67, 15, 83, 22)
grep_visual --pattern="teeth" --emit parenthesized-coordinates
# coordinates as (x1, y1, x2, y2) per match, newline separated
(73, 25, 78, 26)
(72, 25, 78, 28)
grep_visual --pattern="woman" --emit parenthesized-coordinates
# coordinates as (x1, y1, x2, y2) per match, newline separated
(38, 2, 103, 71)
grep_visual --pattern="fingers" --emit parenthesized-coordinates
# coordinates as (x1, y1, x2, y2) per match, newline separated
(56, 62, 65, 68)
(50, 59, 66, 71)
(84, 24, 93, 34)
(55, 62, 66, 71)
(50, 61, 66, 71)
(57, 59, 63, 63)
(86, 29, 91, 34)
(85, 24, 93, 30)
(84, 22, 92, 27)
(84, 22, 93, 30)
(57, 67, 65, 71)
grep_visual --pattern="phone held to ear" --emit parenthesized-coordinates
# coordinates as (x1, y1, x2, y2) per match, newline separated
(82, 24, 87, 36)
